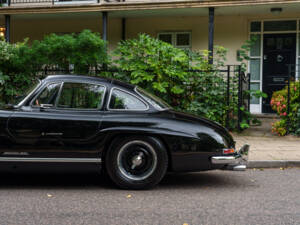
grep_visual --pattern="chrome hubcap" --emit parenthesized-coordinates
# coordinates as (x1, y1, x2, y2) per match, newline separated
(131, 152, 144, 169)
(117, 140, 157, 181)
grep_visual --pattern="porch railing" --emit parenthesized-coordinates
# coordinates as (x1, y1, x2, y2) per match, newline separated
(36, 65, 250, 131)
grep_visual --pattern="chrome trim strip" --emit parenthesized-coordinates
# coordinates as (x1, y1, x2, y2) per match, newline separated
(0, 157, 102, 163)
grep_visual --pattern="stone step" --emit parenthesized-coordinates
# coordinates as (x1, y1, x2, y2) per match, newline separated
(240, 114, 280, 137)
(252, 113, 279, 119)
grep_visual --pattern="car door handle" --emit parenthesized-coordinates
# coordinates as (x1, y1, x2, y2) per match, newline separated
(41, 132, 63, 136)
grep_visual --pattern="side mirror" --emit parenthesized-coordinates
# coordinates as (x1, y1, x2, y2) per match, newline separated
(40, 104, 53, 111)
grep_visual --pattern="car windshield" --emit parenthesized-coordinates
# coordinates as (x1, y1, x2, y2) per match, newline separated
(12, 79, 41, 106)
(136, 87, 171, 110)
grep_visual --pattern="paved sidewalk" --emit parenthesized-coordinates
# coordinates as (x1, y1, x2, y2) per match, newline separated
(233, 133, 300, 168)
(233, 134, 300, 161)
(227, 115, 300, 167)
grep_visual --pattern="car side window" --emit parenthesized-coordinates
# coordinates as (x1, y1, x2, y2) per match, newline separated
(57, 82, 105, 109)
(109, 89, 148, 110)
(33, 83, 61, 107)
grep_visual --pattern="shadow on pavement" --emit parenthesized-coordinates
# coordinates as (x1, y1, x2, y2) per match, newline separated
(0, 167, 253, 190)
(159, 171, 253, 190)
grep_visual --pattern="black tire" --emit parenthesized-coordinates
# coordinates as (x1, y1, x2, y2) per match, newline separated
(105, 136, 168, 189)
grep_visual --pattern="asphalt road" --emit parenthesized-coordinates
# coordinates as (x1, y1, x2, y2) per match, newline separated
(0, 168, 299, 225)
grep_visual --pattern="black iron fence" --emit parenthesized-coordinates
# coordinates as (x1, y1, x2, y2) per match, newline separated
(36, 65, 250, 131)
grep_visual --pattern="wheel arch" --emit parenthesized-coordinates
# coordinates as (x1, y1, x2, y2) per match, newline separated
(101, 132, 173, 172)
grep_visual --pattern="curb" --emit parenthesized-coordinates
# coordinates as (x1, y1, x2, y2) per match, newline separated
(248, 160, 300, 168)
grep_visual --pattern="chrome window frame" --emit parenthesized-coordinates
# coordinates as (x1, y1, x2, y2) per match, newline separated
(56, 81, 107, 111)
(30, 80, 107, 111)
(17, 79, 42, 107)
(30, 82, 62, 108)
(107, 87, 149, 112)
(134, 87, 169, 111)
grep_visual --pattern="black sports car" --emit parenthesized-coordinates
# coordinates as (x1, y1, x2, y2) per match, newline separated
(0, 75, 249, 189)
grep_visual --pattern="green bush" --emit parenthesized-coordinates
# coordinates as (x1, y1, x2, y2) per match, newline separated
(296, 108, 300, 135)
(114, 33, 190, 106)
(271, 81, 300, 136)
(113, 34, 250, 130)
(30, 29, 108, 74)
(0, 30, 108, 103)
(179, 47, 234, 126)
(1, 32, 258, 131)
(0, 40, 33, 103)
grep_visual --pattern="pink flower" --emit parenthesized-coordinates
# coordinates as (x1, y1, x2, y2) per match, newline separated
(283, 112, 287, 116)
(282, 104, 286, 108)
(295, 87, 297, 91)
(276, 102, 280, 106)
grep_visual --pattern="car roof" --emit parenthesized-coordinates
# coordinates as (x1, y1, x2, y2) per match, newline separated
(44, 74, 135, 90)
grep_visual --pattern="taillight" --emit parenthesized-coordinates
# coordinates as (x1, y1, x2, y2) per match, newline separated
(223, 148, 235, 154)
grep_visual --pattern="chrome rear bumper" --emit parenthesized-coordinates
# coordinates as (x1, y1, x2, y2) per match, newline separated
(211, 144, 250, 171)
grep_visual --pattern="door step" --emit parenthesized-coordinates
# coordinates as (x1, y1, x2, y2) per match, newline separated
(252, 113, 279, 119)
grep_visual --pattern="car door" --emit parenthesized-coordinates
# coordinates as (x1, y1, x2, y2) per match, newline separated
(7, 82, 63, 154)
(7, 81, 106, 158)
(49, 82, 106, 154)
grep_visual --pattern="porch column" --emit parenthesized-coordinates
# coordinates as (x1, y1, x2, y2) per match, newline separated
(102, 12, 108, 42)
(121, 18, 126, 40)
(5, 15, 10, 43)
(208, 7, 214, 64)
(102, 12, 108, 70)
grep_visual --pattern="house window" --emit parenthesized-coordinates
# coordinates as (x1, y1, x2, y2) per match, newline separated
(158, 32, 191, 50)
(264, 20, 297, 32)
(250, 22, 261, 32)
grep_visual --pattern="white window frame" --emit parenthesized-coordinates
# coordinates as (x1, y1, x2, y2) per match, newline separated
(157, 31, 192, 50)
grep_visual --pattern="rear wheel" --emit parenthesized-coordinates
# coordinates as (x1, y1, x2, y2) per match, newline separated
(106, 136, 168, 189)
